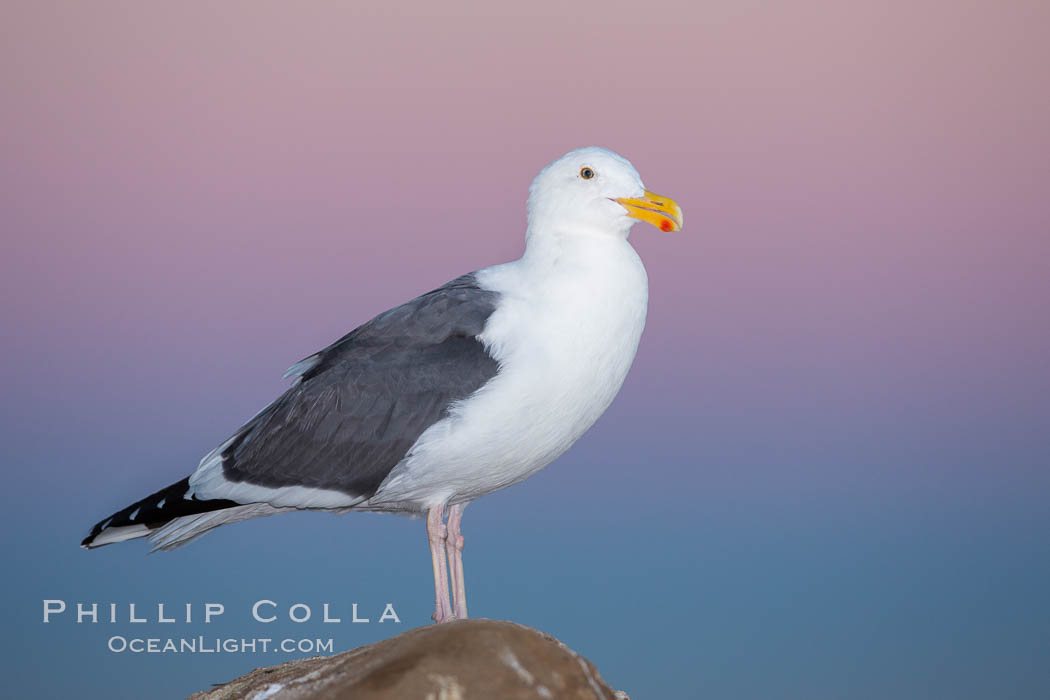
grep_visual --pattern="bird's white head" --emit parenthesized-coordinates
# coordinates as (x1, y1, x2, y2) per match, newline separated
(526, 146, 683, 240)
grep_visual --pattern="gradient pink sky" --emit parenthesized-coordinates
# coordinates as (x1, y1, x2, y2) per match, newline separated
(2, 0, 1048, 496)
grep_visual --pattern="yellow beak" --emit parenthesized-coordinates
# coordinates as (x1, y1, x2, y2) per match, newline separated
(615, 190, 683, 232)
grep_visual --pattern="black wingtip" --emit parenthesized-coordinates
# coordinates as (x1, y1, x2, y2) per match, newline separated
(81, 477, 238, 551)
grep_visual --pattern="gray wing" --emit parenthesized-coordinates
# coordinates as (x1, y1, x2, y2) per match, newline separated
(215, 273, 500, 500)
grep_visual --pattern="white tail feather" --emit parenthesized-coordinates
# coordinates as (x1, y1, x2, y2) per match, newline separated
(82, 524, 152, 548)
(148, 503, 292, 551)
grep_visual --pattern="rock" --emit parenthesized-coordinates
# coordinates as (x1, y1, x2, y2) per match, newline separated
(188, 619, 629, 700)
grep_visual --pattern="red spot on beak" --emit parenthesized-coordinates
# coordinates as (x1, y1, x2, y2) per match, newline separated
(659, 218, 674, 232)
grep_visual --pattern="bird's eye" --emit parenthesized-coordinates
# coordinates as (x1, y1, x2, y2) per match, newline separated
(580, 167, 595, 180)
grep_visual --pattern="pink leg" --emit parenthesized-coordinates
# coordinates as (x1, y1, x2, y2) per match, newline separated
(426, 506, 454, 624)
(446, 503, 468, 619)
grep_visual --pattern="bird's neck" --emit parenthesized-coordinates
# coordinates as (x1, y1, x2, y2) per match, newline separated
(520, 224, 633, 271)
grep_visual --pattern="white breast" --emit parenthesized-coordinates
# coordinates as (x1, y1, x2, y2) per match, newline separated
(372, 233, 649, 510)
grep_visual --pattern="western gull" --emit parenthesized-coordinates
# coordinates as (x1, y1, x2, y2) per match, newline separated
(82, 146, 683, 623)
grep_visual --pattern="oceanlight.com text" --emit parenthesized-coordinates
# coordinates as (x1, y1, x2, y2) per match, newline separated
(107, 636, 335, 654)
